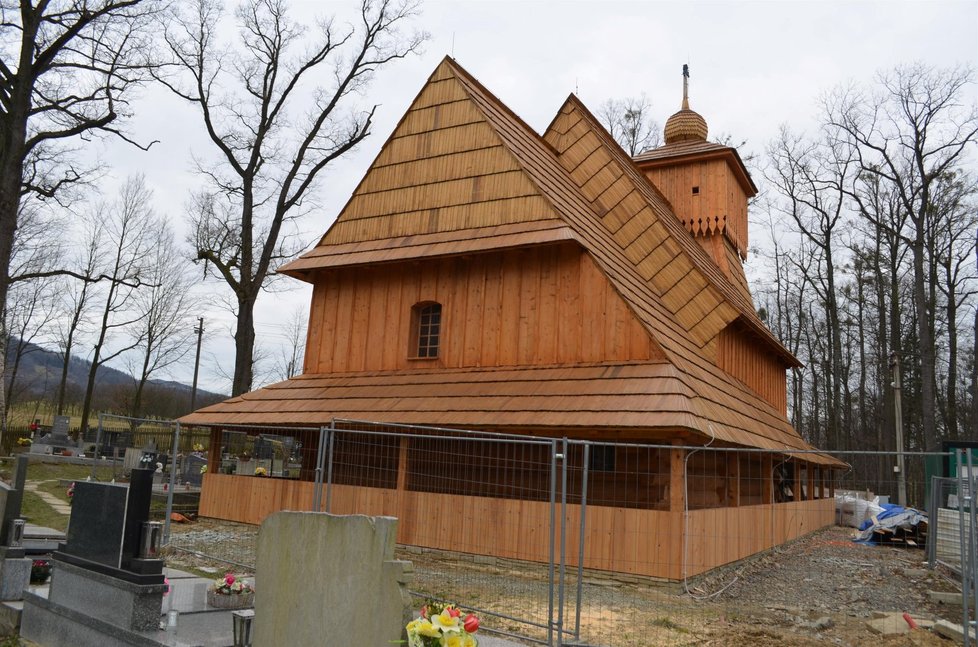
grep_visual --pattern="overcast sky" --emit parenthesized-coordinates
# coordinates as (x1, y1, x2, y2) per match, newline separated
(93, 0, 977, 394)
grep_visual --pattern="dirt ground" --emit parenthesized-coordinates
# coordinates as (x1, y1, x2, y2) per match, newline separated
(166, 521, 967, 646)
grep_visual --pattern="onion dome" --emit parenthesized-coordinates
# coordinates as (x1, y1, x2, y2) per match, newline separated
(663, 65, 708, 144)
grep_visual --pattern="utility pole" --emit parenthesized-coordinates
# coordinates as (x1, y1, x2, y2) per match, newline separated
(190, 317, 204, 411)
(890, 351, 907, 507)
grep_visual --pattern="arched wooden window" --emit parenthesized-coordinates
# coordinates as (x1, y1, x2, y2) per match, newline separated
(411, 302, 442, 358)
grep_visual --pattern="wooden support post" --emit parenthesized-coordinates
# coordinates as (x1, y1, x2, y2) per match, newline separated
(828, 468, 835, 498)
(669, 441, 686, 512)
(762, 454, 773, 504)
(207, 427, 222, 474)
(807, 464, 816, 501)
(727, 452, 740, 507)
(396, 436, 410, 491)
(794, 459, 804, 502)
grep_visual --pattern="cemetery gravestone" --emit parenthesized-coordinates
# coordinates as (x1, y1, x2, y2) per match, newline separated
(30, 415, 73, 455)
(183, 454, 207, 487)
(0, 456, 31, 600)
(20, 468, 168, 646)
(255, 512, 414, 646)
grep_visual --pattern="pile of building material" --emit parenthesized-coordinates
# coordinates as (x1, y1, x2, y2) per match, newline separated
(835, 491, 927, 547)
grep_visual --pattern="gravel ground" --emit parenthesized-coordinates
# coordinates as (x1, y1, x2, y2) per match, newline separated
(166, 520, 966, 646)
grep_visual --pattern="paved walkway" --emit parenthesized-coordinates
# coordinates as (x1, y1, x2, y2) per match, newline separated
(24, 480, 72, 515)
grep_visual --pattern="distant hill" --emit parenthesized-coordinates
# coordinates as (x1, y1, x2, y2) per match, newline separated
(4, 339, 227, 418)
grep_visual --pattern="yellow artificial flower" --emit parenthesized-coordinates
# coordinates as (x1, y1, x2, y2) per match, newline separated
(445, 636, 464, 647)
(432, 609, 462, 633)
(417, 620, 440, 638)
(406, 619, 420, 632)
(462, 635, 478, 647)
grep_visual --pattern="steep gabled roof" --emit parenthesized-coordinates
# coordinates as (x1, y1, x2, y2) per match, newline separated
(279, 59, 570, 278)
(187, 57, 827, 461)
(543, 95, 795, 365)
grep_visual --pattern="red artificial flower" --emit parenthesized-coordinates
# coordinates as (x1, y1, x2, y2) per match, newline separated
(463, 613, 480, 633)
(447, 605, 461, 618)
(224, 574, 235, 586)
(420, 605, 428, 619)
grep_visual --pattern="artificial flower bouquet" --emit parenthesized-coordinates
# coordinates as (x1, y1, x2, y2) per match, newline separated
(406, 602, 480, 647)
(206, 573, 255, 609)
(211, 573, 253, 596)
(254, 466, 268, 477)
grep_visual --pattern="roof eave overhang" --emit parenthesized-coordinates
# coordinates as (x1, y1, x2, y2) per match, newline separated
(635, 148, 758, 197)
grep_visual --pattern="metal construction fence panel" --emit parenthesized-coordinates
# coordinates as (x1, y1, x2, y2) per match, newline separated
(136, 416, 978, 646)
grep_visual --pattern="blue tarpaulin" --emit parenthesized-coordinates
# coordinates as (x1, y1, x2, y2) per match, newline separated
(854, 504, 927, 544)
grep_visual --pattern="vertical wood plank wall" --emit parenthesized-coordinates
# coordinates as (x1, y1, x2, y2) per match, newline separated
(305, 243, 663, 373)
(199, 474, 834, 580)
(641, 159, 749, 255)
(717, 326, 789, 414)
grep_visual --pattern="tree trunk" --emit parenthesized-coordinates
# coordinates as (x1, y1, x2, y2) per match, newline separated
(943, 257, 959, 440)
(232, 292, 257, 396)
(911, 231, 939, 452)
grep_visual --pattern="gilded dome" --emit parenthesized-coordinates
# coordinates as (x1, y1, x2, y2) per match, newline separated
(663, 65, 708, 145)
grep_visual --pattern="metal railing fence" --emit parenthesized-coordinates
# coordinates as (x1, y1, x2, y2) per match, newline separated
(115, 415, 975, 646)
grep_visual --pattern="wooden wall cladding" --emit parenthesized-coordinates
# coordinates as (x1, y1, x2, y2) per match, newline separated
(305, 242, 664, 373)
(199, 473, 834, 580)
(717, 325, 788, 414)
(641, 159, 749, 255)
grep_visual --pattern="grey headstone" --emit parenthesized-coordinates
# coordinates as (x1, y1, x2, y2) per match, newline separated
(51, 415, 70, 438)
(38, 558, 165, 632)
(183, 455, 207, 487)
(0, 557, 31, 600)
(0, 456, 28, 546)
(255, 513, 413, 647)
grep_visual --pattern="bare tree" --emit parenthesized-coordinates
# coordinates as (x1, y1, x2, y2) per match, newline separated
(0, 0, 161, 426)
(78, 177, 157, 434)
(126, 219, 196, 418)
(271, 305, 307, 382)
(54, 220, 102, 416)
(930, 171, 978, 439)
(766, 125, 854, 450)
(156, 0, 426, 396)
(826, 63, 978, 451)
(597, 94, 661, 156)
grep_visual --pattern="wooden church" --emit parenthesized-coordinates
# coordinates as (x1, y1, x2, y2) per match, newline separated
(182, 58, 840, 579)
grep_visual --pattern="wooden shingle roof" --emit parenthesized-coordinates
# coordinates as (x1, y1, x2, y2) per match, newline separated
(186, 57, 831, 463)
(181, 363, 835, 464)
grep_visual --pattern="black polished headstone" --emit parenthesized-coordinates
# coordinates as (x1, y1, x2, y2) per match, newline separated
(121, 468, 153, 564)
(64, 482, 128, 568)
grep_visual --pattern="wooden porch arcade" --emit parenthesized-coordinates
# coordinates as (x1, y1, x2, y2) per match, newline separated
(197, 424, 837, 580)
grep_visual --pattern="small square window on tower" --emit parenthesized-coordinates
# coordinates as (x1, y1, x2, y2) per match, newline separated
(691, 186, 700, 195)
(410, 302, 442, 358)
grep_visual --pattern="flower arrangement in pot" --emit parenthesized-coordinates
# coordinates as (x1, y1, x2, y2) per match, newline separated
(206, 573, 254, 609)
(406, 602, 480, 646)
(30, 559, 52, 584)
